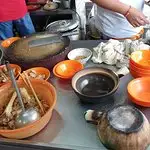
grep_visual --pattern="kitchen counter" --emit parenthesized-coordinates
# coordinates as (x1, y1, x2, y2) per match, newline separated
(0, 40, 150, 150)
(29, 6, 74, 32)
(30, 8, 74, 17)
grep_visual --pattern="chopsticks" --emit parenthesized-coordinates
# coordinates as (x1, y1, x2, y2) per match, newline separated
(0, 69, 9, 81)
(19, 71, 45, 115)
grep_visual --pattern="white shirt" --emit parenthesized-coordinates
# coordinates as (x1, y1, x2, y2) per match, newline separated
(94, 0, 144, 38)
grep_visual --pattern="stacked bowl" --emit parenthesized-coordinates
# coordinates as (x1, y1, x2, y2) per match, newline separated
(129, 50, 150, 78)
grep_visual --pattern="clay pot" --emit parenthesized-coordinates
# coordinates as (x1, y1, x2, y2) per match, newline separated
(85, 105, 150, 150)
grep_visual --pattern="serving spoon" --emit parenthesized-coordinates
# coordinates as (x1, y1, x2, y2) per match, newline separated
(5, 61, 40, 128)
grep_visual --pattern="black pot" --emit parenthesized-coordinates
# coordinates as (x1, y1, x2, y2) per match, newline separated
(71, 67, 120, 103)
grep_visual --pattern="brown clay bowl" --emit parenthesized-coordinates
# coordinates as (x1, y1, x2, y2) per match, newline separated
(72, 67, 119, 103)
(85, 105, 150, 150)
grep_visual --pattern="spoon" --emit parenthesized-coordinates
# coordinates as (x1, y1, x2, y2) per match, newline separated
(5, 61, 41, 128)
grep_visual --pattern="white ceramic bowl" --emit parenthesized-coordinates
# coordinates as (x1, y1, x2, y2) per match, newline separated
(67, 48, 92, 65)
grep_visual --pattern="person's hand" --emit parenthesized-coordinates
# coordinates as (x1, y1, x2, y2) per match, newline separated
(125, 7, 149, 27)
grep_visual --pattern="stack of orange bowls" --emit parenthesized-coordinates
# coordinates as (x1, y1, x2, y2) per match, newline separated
(129, 50, 150, 78)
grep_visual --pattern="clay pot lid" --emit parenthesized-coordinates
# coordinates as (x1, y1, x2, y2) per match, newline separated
(107, 105, 144, 133)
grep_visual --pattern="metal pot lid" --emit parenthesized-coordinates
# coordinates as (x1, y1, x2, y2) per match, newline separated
(107, 105, 144, 133)
(46, 19, 79, 33)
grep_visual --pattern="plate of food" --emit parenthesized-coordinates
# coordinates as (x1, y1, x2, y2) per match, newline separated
(43, 2, 58, 11)
(27, 4, 41, 11)
(0, 64, 21, 86)
(19, 67, 50, 81)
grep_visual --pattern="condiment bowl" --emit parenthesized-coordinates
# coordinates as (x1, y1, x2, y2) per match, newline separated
(53, 60, 84, 79)
(0, 64, 22, 86)
(72, 67, 119, 103)
(67, 48, 92, 65)
(127, 77, 150, 107)
(0, 79, 56, 139)
(1, 37, 20, 48)
(19, 67, 50, 81)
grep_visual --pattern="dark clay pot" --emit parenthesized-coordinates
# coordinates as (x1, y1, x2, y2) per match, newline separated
(72, 67, 120, 103)
(85, 105, 150, 150)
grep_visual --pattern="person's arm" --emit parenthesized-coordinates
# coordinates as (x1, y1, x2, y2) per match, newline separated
(91, 0, 149, 27)
(91, 0, 129, 15)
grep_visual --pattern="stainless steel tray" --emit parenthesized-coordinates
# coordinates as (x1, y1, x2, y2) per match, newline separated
(0, 40, 150, 150)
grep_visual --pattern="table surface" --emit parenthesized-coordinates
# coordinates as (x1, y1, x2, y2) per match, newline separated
(0, 40, 150, 150)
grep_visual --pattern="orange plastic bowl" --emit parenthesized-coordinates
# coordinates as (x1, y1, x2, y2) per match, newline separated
(130, 70, 142, 78)
(0, 79, 56, 139)
(129, 69, 150, 78)
(1, 37, 20, 48)
(53, 60, 84, 79)
(130, 50, 150, 69)
(130, 67, 150, 78)
(19, 67, 50, 81)
(130, 69, 150, 78)
(0, 64, 22, 86)
(129, 61, 150, 73)
(127, 77, 150, 107)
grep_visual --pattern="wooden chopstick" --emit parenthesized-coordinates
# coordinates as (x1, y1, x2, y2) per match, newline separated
(18, 72, 29, 88)
(23, 71, 45, 115)
(0, 70, 9, 81)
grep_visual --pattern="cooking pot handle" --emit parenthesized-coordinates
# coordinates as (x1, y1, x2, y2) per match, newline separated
(84, 110, 103, 125)
(116, 66, 129, 78)
(28, 36, 62, 48)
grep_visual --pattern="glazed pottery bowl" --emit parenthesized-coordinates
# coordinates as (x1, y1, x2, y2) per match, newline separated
(67, 48, 92, 65)
(72, 67, 119, 103)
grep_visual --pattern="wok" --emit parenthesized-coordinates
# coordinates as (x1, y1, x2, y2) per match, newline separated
(2, 32, 70, 70)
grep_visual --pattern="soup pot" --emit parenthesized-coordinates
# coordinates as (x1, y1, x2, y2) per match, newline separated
(71, 67, 126, 103)
(85, 105, 150, 150)
(2, 32, 70, 70)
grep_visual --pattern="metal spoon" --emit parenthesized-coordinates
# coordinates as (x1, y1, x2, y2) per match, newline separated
(5, 61, 41, 128)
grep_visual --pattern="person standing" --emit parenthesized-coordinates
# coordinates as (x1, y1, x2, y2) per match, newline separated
(0, 0, 35, 40)
(89, 0, 149, 39)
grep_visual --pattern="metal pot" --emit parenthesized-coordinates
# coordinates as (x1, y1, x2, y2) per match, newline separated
(2, 32, 70, 70)
(61, 0, 71, 9)
(46, 19, 81, 40)
(85, 105, 150, 150)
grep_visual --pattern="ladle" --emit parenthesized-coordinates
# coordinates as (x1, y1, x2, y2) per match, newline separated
(5, 61, 40, 128)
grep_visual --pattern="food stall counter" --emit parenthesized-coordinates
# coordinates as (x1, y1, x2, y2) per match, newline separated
(0, 40, 150, 150)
